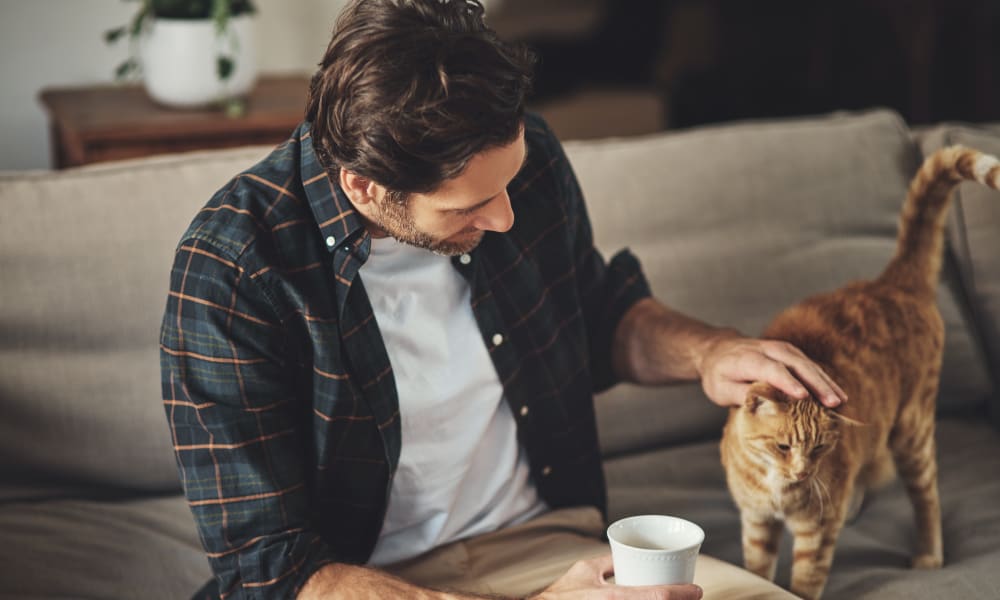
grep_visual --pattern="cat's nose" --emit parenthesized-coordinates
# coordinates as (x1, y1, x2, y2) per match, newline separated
(794, 471, 809, 481)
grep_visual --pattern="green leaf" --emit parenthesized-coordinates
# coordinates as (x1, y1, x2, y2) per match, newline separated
(114, 59, 138, 80)
(211, 0, 230, 32)
(104, 27, 127, 44)
(129, 2, 151, 36)
(217, 56, 235, 80)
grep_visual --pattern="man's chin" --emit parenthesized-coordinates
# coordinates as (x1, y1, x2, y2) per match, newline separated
(429, 232, 485, 257)
(382, 224, 484, 256)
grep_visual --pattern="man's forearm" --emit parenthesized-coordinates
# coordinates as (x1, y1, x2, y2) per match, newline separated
(298, 563, 503, 600)
(611, 297, 739, 385)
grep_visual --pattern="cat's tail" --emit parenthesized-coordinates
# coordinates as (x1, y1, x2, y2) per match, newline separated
(879, 145, 1000, 293)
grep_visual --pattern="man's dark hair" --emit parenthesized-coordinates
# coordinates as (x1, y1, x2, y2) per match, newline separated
(305, 0, 535, 199)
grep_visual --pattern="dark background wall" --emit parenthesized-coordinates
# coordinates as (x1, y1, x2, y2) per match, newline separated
(505, 0, 999, 130)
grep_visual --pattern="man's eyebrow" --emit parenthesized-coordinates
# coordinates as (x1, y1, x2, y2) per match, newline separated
(449, 196, 494, 214)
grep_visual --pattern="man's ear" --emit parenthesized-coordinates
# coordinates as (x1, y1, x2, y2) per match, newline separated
(339, 169, 379, 206)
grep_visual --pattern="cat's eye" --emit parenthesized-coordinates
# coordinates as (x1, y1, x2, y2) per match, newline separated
(812, 444, 826, 454)
(776, 443, 790, 452)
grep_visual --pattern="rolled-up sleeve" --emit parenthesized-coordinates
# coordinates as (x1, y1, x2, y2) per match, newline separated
(160, 237, 337, 599)
(537, 122, 653, 393)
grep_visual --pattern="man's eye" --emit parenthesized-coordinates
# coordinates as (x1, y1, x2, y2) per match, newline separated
(449, 206, 477, 217)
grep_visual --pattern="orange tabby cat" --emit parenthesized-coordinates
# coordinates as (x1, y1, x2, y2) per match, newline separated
(720, 146, 1000, 600)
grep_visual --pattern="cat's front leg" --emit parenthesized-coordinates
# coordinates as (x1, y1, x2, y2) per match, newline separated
(740, 512, 783, 581)
(786, 514, 842, 600)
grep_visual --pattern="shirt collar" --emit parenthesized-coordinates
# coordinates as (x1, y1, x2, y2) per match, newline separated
(297, 122, 371, 261)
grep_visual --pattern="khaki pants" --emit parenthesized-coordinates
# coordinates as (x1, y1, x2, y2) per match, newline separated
(384, 507, 796, 599)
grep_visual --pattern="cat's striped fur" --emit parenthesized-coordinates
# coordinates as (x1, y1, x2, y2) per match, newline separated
(720, 146, 1000, 599)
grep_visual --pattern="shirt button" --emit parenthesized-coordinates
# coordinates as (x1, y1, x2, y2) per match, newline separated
(519, 405, 529, 417)
(325, 235, 337, 247)
(542, 465, 553, 477)
(341, 245, 351, 252)
(492, 333, 504, 347)
(459, 253, 472, 265)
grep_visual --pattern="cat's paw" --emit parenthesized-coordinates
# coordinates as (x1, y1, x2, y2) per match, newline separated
(911, 553, 943, 569)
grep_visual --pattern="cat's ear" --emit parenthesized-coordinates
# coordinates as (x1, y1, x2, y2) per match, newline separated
(830, 410, 866, 427)
(746, 395, 783, 417)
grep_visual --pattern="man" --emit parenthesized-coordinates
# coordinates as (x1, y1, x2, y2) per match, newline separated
(160, 1, 847, 598)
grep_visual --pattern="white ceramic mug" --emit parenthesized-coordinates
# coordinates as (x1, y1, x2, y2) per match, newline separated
(607, 514, 705, 586)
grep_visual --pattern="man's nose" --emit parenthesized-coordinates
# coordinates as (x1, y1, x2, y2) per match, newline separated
(474, 190, 514, 233)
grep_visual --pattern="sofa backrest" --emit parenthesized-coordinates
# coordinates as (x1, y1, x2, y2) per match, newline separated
(0, 148, 271, 499)
(0, 109, 995, 496)
(571, 109, 996, 457)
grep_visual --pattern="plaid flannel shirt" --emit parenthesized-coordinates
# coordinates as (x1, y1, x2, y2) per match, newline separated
(160, 113, 651, 599)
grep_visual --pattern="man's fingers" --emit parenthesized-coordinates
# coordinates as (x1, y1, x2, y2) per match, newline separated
(762, 343, 848, 406)
(667, 584, 704, 600)
(706, 337, 848, 408)
(716, 347, 800, 406)
(725, 381, 751, 407)
(706, 380, 750, 408)
(763, 361, 808, 400)
(545, 555, 703, 599)
(822, 368, 849, 402)
(585, 554, 614, 582)
(795, 363, 848, 407)
(804, 367, 848, 407)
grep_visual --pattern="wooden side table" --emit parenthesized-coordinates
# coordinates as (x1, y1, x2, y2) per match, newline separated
(39, 74, 311, 169)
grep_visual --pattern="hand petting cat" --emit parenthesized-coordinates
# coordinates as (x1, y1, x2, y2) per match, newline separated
(611, 296, 848, 410)
(697, 335, 848, 409)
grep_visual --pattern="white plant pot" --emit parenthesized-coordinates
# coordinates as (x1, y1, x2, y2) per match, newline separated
(140, 15, 257, 108)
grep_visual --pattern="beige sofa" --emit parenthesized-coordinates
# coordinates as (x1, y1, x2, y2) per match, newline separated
(2, 109, 998, 599)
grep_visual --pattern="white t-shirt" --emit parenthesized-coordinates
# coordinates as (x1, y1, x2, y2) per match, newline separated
(361, 236, 547, 566)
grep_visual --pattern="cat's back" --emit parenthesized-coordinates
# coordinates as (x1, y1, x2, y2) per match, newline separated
(764, 280, 943, 427)
(765, 279, 941, 358)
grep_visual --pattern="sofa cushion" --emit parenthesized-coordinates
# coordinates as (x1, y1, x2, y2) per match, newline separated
(0, 494, 210, 599)
(568, 109, 995, 457)
(604, 416, 1000, 599)
(918, 125, 1000, 428)
(0, 148, 271, 499)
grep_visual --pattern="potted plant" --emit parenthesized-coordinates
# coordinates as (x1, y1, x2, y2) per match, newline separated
(105, 0, 258, 113)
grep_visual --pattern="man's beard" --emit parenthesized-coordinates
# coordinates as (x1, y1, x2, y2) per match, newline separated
(372, 198, 484, 257)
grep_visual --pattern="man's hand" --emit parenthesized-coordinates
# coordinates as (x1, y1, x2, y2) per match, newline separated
(530, 555, 703, 600)
(696, 334, 847, 409)
(612, 298, 847, 409)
